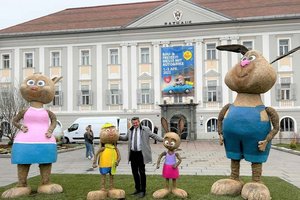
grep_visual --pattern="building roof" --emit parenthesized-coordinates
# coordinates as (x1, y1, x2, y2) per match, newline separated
(1, 0, 300, 34)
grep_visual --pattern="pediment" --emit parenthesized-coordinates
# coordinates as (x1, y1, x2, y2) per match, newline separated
(127, 0, 231, 28)
(204, 70, 220, 77)
(138, 73, 152, 80)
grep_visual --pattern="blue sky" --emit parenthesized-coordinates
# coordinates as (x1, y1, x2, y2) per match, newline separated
(0, 0, 155, 29)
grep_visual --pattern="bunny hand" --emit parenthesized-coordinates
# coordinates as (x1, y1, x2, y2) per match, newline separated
(258, 140, 268, 152)
(219, 134, 224, 146)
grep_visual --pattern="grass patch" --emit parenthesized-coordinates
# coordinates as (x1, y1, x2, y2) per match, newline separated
(274, 143, 300, 151)
(0, 175, 299, 200)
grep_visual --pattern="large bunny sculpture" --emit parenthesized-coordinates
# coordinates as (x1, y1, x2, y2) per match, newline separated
(153, 117, 188, 199)
(211, 44, 300, 200)
(1, 73, 63, 199)
(87, 123, 125, 200)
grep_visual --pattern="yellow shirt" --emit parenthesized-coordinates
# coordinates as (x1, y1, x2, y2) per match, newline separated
(99, 144, 117, 168)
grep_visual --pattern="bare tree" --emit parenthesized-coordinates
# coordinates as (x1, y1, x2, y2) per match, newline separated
(0, 85, 28, 144)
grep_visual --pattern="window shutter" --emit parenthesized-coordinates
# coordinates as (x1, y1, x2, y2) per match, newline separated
(203, 87, 208, 102)
(89, 90, 93, 105)
(105, 90, 111, 105)
(217, 86, 222, 102)
(275, 84, 281, 101)
(119, 90, 123, 105)
(291, 83, 296, 100)
(77, 90, 82, 106)
(137, 89, 141, 105)
(60, 91, 63, 106)
(150, 89, 154, 104)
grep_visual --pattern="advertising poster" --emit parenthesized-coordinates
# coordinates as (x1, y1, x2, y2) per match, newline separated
(161, 46, 194, 97)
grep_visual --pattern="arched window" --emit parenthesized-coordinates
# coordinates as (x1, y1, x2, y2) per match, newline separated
(141, 119, 153, 130)
(280, 117, 294, 132)
(207, 118, 218, 132)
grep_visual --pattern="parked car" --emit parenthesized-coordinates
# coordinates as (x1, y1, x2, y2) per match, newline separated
(63, 117, 128, 143)
(162, 84, 193, 94)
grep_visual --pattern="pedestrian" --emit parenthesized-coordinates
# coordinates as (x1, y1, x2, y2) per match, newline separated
(119, 117, 163, 198)
(153, 126, 158, 144)
(84, 125, 94, 160)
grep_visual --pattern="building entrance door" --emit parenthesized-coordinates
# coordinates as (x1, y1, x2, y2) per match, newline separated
(170, 114, 188, 139)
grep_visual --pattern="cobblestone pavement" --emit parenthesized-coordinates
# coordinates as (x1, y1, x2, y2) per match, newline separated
(1, 140, 300, 189)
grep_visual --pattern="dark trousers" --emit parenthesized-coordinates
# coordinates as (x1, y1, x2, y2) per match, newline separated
(130, 150, 146, 192)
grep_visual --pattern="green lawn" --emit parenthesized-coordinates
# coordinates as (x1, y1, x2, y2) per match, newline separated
(274, 143, 300, 151)
(0, 175, 299, 200)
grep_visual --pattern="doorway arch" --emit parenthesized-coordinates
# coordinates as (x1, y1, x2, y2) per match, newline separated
(170, 114, 188, 139)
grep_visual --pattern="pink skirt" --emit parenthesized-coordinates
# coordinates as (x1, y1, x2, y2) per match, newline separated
(162, 164, 179, 179)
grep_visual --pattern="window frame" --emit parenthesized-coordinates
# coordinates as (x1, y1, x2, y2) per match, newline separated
(140, 47, 150, 64)
(1, 53, 10, 69)
(109, 48, 119, 65)
(50, 51, 61, 67)
(24, 52, 34, 68)
(80, 49, 90, 66)
(278, 39, 290, 56)
(206, 43, 217, 60)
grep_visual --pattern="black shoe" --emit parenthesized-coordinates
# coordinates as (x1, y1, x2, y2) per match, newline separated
(137, 192, 146, 198)
(130, 190, 140, 195)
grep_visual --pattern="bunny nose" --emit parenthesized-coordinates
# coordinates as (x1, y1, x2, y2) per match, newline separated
(240, 59, 250, 67)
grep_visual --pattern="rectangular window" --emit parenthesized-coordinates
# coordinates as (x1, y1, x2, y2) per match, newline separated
(2, 54, 10, 69)
(242, 41, 253, 50)
(280, 77, 291, 100)
(53, 87, 63, 106)
(141, 48, 150, 64)
(141, 83, 150, 104)
(110, 84, 120, 105)
(25, 53, 33, 68)
(206, 43, 216, 60)
(279, 39, 289, 56)
(51, 52, 60, 67)
(80, 85, 92, 105)
(81, 50, 90, 65)
(110, 49, 118, 64)
(207, 80, 217, 102)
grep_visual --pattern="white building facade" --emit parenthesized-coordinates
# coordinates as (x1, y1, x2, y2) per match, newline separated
(0, 0, 300, 140)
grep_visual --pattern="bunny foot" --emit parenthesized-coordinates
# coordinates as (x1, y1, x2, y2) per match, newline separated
(87, 190, 108, 200)
(108, 188, 125, 199)
(172, 188, 188, 198)
(1, 186, 31, 198)
(211, 178, 243, 196)
(37, 183, 63, 194)
(153, 188, 170, 199)
(241, 182, 271, 200)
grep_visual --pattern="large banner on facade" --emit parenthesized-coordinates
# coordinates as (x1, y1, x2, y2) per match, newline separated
(161, 46, 194, 97)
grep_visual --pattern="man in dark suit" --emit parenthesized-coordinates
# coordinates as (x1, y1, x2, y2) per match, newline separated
(119, 117, 163, 198)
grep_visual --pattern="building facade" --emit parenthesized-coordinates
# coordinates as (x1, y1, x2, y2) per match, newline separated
(0, 0, 300, 140)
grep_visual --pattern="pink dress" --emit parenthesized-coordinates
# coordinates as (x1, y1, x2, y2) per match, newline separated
(12, 107, 57, 164)
(162, 152, 179, 179)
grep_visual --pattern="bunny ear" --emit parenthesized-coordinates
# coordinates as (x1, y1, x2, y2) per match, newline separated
(216, 44, 249, 55)
(270, 45, 300, 64)
(161, 117, 169, 132)
(177, 118, 185, 136)
(52, 76, 63, 84)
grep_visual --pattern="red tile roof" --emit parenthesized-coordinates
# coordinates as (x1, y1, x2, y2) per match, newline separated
(1, 0, 300, 34)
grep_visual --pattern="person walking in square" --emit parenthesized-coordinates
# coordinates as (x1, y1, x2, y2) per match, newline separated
(84, 125, 94, 160)
(119, 117, 163, 198)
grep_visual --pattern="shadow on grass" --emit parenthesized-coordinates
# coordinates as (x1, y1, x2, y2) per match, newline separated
(0, 175, 299, 199)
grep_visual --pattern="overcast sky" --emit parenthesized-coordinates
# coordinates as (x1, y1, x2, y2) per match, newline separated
(0, 0, 156, 30)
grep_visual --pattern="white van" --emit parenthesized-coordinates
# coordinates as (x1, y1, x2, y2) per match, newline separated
(63, 117, 128, 143)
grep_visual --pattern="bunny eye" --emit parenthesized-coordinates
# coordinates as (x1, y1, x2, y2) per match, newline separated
(164, 141, 169, 145)
(27, 80, 35, 86)
(248, 55, 256, 61)
(37, 80, 45, 86)
(241, 56, 247, 61)
(170, 141, 175, 146)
